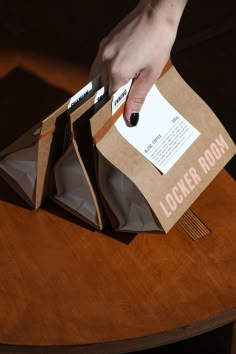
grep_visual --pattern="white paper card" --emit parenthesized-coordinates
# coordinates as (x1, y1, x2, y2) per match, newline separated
(115, 85, 200, 174)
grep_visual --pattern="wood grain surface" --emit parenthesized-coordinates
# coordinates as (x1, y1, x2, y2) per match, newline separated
(0, 50, 235, 354)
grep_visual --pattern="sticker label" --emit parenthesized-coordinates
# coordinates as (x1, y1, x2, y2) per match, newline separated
(115, 85, 200, 174)
(68, 76, 101, 109)
(94, 86, 106, 103)
(112, 80, 132, 115)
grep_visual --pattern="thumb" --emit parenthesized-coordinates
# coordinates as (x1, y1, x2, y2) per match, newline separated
(125, 69, 155, 126)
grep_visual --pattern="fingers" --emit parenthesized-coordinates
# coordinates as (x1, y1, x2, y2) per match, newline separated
(90, 54, 135, 99)
(90, 35, 138, 96)
(90, 35, 161, 128)
(90, 58, 128, 96)
(90, 54, 156, 128)
(89, 37, 110, 86)
(124, 69, 155, 125)
(89, 54, 108, 87)
(108, 66, 131, 96)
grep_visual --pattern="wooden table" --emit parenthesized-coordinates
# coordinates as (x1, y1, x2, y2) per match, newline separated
(0, 50, 235, 354)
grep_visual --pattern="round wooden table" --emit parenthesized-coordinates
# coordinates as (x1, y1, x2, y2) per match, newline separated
(0, 51, 235, 354)
(0, 168, 235, 354)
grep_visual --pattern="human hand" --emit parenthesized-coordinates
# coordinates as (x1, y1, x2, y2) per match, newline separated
(90, 0, 187, 125)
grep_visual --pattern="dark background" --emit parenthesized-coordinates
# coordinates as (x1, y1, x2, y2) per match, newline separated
(1, 0, 235, 176)
(0, 1, 235, 353)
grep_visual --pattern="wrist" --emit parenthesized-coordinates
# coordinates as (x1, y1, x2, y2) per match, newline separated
(140, 0, 187, 28)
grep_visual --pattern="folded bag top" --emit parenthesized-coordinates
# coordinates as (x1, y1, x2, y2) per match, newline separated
(90, 66, 235, 233)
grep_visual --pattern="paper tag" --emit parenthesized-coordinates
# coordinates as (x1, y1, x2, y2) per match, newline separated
(94, 87, 106, 104)
(115, 85, 200, 174)
(68, 82, 92, 109)
(68, 76, 101, 109)
(112, 80, 132, 115)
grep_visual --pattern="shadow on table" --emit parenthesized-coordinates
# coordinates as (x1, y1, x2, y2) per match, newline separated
(43, 199, 137, 245)
(0, 175, 30, 209)
(0, 170, 136, 244)
(0, 67, 70, 209)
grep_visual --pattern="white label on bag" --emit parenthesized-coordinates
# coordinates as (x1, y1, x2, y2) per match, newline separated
(112, 80, 132, 115)
(94, 87, 106, 103)
(68, 81, 93, 109)
(115, 85, 200, 174)
(68, 76, 101, 109)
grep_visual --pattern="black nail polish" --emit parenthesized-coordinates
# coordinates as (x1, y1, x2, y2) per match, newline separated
(130, 112, 139, 126)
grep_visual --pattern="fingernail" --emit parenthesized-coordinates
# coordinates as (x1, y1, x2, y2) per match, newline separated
(130, 112, 139, 126)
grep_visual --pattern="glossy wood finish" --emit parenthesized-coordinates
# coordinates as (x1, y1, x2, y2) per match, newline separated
(0, 50, 235, 353)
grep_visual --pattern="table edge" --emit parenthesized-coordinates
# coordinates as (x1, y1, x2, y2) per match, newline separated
(0, 308, 235, 354)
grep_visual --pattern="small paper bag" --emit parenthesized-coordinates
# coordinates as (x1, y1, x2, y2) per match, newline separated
(90, 66, 235, 233)
(51, 88, 108, 229)
(0, 70, 101, 208)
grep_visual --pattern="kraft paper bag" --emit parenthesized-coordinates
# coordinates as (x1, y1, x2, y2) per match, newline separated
(0, 70, 101, 208)
(51, 88, 108, 229)
(90, 66, 235, 233)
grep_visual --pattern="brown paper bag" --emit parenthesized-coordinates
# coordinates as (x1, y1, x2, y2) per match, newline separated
(0, 71, 101, 208)
(90, 66, 235, 233)
(51, 89, 108, 229)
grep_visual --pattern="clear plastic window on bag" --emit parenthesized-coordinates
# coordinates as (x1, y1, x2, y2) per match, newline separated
(53, 143, 97, 225)
(97, 152, 163, 233)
